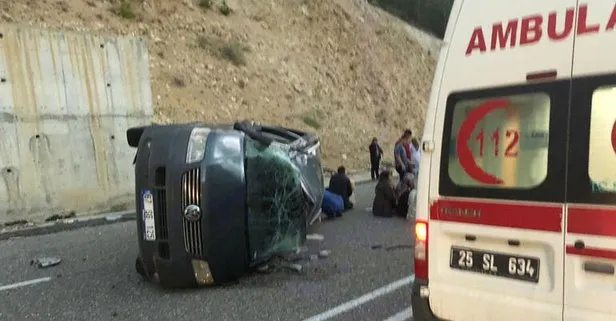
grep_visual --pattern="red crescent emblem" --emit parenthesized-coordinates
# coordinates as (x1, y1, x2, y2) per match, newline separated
(456, 99, 510, 185)
(611, 120, 616, 154)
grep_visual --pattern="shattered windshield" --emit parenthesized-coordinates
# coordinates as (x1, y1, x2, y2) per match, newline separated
(244, 137, 310, 264)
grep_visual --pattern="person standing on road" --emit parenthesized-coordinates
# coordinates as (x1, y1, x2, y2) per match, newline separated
(410, 137, 421, 175)
(369, 137, 383, 180)
(328, 166, 354, 211)
(394, 130, 412, 178)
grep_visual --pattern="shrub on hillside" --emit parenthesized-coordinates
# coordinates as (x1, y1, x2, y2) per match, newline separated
(219, 1, 232, 15)
(111, 1, 136, 20)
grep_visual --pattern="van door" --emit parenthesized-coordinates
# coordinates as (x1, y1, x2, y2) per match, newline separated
(427, 2, 575, 320)
(565, 2, 616, 317)
(429, 81, 570, 321)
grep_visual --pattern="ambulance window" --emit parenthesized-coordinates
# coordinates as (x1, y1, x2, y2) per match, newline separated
(588, 85, 616, 193)
(447, 93, 551, 188)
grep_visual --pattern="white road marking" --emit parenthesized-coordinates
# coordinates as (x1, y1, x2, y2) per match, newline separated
(0, 277, 52, 291)
(383, 307, 413, 321)
(301, 275, 414, 321)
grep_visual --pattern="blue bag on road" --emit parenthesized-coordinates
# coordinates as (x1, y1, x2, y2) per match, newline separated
(322, 190, 344, 218)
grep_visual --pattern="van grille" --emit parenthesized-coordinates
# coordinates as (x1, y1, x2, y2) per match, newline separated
(181, 168, 203, 257)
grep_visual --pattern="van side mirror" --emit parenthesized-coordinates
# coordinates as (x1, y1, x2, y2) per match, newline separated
(126, 126, 146, 148)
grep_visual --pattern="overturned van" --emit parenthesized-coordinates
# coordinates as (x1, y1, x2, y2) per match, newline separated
(126, 120, 325, 288)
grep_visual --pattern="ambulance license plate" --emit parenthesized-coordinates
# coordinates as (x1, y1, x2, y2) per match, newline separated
(450, 246, 539, 283)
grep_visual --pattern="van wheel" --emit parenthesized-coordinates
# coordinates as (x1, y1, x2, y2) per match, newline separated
(135, 257, 146, 277)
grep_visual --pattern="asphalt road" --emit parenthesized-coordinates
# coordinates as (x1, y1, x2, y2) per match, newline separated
(0, 182, 415, 321)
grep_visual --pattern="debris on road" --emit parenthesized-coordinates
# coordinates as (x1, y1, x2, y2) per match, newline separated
(3, 219, 28, 227)
(278, 252, 304, 262)
(281, 263, 303, 273)
(385, 244, 413, 251)
(370, 244, 413, 251)
(105, 214, 123, 222)
(45, 212, 76, 222)
(31, 257, 62, 268)
(306, 233, 324, 241)
(256, 261, 304, 274)
(256, 264, 271, 273)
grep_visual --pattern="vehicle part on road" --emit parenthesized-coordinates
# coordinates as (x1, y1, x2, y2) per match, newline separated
(127, 121, 325, 288)
(31, 257, 61, 268)
(306, 233, 325, 241)
(256, 264, 272, 274)
(277, 252, 304, 263)
(281, 263, 303, 273)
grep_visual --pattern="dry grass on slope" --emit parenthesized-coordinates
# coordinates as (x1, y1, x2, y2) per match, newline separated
(0, 0, 435, 170)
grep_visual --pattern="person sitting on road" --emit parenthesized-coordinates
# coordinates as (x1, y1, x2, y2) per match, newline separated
(328, 166, 354, 211)
(372, 170, 396, 218)
(322, 189, 344, 219)
(395, 173, 415, 218)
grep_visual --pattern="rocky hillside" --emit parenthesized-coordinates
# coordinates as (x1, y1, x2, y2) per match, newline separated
(1, 0, 435, 170)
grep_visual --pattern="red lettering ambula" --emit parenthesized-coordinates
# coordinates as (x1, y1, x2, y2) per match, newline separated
(466, 3, 616, 56)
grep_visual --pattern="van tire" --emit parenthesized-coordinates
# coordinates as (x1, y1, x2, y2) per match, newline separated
(135, 256, 146, 277)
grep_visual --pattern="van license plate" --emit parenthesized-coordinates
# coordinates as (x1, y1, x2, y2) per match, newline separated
(450, 246, 539, 283)
(142, 190, 156, 241)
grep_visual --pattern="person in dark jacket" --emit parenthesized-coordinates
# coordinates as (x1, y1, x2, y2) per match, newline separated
(395, 173, 415, 218)
(328, 166, 354, 211)
(372, 170, 396, 218)
(369, 137, 384, 180)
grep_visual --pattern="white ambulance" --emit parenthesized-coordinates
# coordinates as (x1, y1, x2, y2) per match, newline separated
(412, 1, 616, 320)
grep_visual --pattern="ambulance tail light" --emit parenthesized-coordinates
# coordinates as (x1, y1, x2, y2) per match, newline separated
(414, 219, 429, 279)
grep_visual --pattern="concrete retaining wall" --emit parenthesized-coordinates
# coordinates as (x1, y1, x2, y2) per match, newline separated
(0, 25, 152, 224)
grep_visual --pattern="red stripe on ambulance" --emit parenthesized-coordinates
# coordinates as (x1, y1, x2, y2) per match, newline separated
(567, 207, 616, 237)
(466, 3, 616, 56)
(430, 199, 562, 232)
(566, 246, 616, 260)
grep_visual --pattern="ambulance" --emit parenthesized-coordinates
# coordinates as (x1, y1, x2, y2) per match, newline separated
(411, 1, 616, 320)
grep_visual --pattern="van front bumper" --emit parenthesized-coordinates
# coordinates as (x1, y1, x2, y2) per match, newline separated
(411, 279, 446, 321)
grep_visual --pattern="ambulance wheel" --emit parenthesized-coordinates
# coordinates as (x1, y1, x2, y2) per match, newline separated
(135, 257, 146, 277)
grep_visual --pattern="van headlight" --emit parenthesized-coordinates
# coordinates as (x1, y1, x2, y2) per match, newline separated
(186, 127, 211, 164)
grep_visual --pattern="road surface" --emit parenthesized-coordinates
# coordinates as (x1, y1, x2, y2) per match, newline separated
(0, 182, 415, 321)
